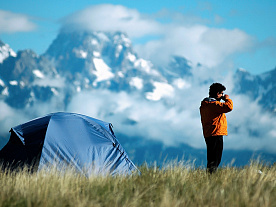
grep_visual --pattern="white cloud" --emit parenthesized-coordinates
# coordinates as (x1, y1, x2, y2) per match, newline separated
(0, 102, 22, 135)
(136, 25, 254, 68)
(61, 4, 255, 69)
(61, 4, 161, 38)
(226, 94, 276, 153)
(1, 71, 275, 154)
(64, 72, 276, 154)
(0, 10, 36, 33)
(0, 100, 61, 134)
(65, 78, 272, 154)
(33, 76, 66, 88)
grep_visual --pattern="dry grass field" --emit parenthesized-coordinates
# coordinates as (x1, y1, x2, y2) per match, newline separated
(0, 161, 275, 207)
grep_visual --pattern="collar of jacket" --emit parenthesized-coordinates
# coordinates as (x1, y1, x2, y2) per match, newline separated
(203, 97, 217, 102)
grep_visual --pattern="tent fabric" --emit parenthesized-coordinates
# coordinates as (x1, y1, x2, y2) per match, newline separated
(0, 112, 138, 176)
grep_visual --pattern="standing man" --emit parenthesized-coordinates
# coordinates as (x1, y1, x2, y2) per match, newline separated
(200, 83, 233, 174)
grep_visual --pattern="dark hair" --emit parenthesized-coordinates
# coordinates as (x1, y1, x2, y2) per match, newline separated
(209, 83, 226, 98)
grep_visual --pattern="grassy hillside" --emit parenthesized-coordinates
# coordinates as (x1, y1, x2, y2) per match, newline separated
(0, 162, 275, 207)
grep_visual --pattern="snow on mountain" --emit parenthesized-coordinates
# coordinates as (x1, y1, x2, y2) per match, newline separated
(158, 56, 193, 83)
(0, 30, 180, 113)
(1, 87, 8, 96)
(43, 31, 168, 101)
(0, 41, 16, 64)
(146, 81, 174, 101)
(0, 30, 275, 115)
(0, 79, 4, 87)
(172, 78, 191, 89)
(0, 48, 63, 109)
(92, 57, 114, 82)
(32, 69, 45, 79)
(9, 80, 18, 86)
(234, 67, 276, 112)
(129, 77, 143, 90)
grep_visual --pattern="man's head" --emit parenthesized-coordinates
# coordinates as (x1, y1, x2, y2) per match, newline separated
(209, 83, 226, 100)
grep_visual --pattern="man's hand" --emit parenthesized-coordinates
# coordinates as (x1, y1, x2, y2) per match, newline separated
(223, 94, 229, 101)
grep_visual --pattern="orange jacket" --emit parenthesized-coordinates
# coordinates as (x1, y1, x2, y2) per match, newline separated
(200, 97, 233, 138)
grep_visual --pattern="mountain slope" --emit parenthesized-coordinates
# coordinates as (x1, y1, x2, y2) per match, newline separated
(234, 68, 276, 113)
(44, 31, 168, 98)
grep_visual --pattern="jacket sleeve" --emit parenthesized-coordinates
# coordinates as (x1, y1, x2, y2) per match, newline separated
(214, 98, 233, 114)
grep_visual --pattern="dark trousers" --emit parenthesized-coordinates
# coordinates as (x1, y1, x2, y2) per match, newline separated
(204, 136, 223, 174)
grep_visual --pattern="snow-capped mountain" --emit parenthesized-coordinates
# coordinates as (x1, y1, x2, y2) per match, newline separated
(43, 31, 173, 102)
(234, 67, 276, 113)
(0, 30, 275, 166)
(0, 31, 169, 109)
(0, 49, 62, 109)
(0, 41, 16, 63)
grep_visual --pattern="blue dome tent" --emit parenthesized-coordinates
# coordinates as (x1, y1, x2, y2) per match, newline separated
(0, 112, 139, 176)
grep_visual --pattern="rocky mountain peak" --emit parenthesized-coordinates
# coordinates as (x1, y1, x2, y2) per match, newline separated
(0, 40, 17, 64)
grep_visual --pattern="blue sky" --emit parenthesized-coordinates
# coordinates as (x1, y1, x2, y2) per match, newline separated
(0, 0, 275, 74)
